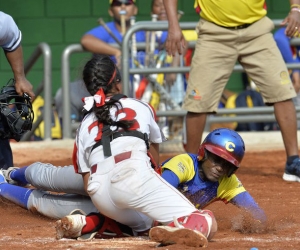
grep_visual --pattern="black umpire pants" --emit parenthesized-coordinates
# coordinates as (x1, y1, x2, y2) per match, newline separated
(0, 117, 13, 170)
(0, 139, 13, 170)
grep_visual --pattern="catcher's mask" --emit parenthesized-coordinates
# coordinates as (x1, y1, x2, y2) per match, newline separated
(0, 79, 34, 141)
(198, 128, 245, 177)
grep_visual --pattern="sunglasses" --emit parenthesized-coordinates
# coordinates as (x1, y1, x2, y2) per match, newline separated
(111, 1, 134, 7)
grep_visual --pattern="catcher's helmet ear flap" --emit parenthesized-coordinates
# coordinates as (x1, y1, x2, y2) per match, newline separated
(198, 128, 245, 175)
(0, 79, 34, 141)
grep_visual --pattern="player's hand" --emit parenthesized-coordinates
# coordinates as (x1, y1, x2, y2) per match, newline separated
(14, 77, 35, 100)
(165, 73, 177, 86)
(165, 26, 186, 56)
(282, 10, 300, 37)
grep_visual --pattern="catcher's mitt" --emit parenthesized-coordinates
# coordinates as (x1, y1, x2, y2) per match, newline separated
(0, 79, 34, 141)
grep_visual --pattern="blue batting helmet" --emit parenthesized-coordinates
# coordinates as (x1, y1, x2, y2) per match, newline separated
(198, 128, 245, 168)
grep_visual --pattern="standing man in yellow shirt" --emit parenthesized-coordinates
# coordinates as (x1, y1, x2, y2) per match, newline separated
(162, 0, 300, 183)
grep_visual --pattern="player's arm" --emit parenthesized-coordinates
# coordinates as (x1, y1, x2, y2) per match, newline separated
(282, 0, 300, 37)
(81, 34, 121, 59)
(163, 0, 185, 56)
(218, 175, 266, 222)
(161, 169, 180, 187)
(149, 143, 159, 167)
(4, 45, 35, 99)
(81, 172, 90, 194)
(230, 192, 267, 223)
(1, 12, 34, 99)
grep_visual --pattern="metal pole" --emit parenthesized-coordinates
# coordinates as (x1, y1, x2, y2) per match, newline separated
(24, 42, 52, 140)
(61, 44, 84, 138)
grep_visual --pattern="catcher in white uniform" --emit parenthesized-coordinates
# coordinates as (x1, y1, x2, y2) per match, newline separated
(0, 55, 216, 248)
(76, 54, 216, 247)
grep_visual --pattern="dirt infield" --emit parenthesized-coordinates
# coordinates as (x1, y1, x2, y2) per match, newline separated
(1, 139, 300, 249)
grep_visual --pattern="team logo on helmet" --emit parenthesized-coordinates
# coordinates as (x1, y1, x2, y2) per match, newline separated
(225, 141, 235, 152)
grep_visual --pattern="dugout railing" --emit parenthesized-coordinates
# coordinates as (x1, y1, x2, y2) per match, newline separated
(60, 20, 300, 139)
(21, 42, 52, 141)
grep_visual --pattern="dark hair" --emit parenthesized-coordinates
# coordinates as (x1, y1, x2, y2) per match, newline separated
(83, 54, 121, 95)
(82, 54, 133, 130)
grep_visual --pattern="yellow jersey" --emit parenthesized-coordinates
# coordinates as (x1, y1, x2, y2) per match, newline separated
(194, 0, 267, 27)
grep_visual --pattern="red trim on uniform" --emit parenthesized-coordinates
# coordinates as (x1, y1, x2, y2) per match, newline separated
(148, 103, 158, 122)
(114, 151, 132, 163)
(72, 142, 79, 173)
(88, 120, 99, 133)
(88, 121, 104, 141)
(91, 164, 97, 174)
(91, 151, 132, 174)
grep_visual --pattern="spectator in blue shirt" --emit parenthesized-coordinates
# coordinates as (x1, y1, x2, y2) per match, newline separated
(80, 0, 145, 68)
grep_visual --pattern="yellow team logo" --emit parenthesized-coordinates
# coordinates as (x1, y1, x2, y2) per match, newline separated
(177, 162, 185, 173)
(280, 71, 291, 85)
(225, 142, 235, 152)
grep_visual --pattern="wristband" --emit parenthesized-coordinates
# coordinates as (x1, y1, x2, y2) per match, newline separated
(291, 7, 300, 13)
(291, 4, 300, 8)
